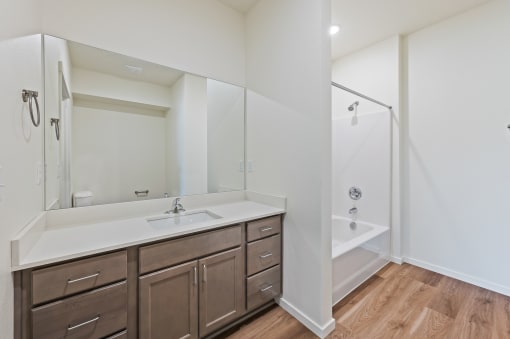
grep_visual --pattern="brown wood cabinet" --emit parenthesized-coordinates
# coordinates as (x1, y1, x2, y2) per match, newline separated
(32, 281, 127, 339)
(246, 265, 281, 311)
(139, 261, 198, 339)
(245, 216, 282, 315)
(138, 227, 244, 339)
(199, 247, 243, 336)
(139, 226, 241, 275)
(14, 214, 283, 339)
(31, 250, 127, 305)
(16, 251, 129, 339)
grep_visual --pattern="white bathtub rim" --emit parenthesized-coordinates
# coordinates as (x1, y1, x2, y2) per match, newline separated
(331, 216, 389, 259)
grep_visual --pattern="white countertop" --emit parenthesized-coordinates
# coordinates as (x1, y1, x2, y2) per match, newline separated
(11, 192, 285, 271)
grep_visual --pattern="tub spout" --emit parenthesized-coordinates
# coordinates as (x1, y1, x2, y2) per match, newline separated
(349, 207, 358, 214)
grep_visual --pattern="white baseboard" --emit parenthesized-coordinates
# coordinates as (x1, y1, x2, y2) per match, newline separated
(278, 298, 335, 338)
(403, 257, 510, 297)
(47, 198, 59, 210)
(390, 255, 403, 264)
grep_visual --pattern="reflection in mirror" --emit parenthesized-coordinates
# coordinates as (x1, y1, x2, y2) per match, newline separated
(44, 35, 245, 210)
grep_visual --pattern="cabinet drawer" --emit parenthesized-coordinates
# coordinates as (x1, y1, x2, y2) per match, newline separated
(32, 250, 127, 305)
(139, 225, 241, 274)
(32, 281, 127, 339)
(247, 265, 281, 311)
(246, 215, 281, 242)
(247, 234, 281, 276)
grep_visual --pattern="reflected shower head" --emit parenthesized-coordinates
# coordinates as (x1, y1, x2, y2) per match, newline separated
(348, 101, 359, 111)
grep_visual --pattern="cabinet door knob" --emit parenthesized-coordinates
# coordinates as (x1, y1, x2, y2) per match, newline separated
(193, 266, 198, 286)
(202, 264, 207, 283)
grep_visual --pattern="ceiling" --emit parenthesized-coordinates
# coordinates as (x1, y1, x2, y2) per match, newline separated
(331, 0, 491, 60)
(68, 42, 185, 87)
(70, 1, 493, 75)
(218, 0, 258, 13)
(217, 0, 491, 60)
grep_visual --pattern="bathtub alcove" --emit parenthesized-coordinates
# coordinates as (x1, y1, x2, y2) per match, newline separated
(331, 84, 392, 306)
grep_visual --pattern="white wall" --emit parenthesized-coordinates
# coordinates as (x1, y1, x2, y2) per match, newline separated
(72, 104, 167, 205)
(0, 34, 42, 339)
(166, 77, 184, 196)
(246, 0, 333, 337)
(207, 79, 245, 192)
(167, 74, 208, 196)
(403, 0, 510, 295)
(0, 0, 40, 40)
(332, 112, 391, 226)
(332, 36, 402, 259)
(40, 0, 245, 86)
(0, 3, 41, 338)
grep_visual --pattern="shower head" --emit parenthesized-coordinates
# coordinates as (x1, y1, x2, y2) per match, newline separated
(348, 101, 359, 111)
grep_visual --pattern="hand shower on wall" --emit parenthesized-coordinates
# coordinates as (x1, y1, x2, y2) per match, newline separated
(22, 89, 40, 127)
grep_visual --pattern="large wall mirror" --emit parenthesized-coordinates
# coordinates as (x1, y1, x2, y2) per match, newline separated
(44, 35, 245, 210)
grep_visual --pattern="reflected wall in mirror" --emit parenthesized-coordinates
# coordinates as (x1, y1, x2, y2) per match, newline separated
(44, 35, 245, 210)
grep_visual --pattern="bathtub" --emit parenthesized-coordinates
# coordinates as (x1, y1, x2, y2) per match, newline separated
(332, 216, 390, 306)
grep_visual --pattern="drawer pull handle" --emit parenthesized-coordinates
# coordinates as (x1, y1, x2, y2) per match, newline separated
(68, 315, 100, 331)
(260, 226, 273, 232)
(260, 284, 273, 292)
(67, 272, 100, 284)
(259, 252, 273, 259)
(108, 331, 127, 339)
(193, 266, 198, 286)
(202, 264, 207, 283)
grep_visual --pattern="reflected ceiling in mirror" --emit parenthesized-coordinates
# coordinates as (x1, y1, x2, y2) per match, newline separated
(44, 35, 245, 210)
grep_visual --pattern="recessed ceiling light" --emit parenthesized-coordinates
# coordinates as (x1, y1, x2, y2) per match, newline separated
(329, 25, 340, 35)
(124, 64, 143, 74)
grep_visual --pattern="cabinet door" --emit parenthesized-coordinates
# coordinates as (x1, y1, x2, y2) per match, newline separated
(139, 261, 198, 339)
(199, 247, 243, 337)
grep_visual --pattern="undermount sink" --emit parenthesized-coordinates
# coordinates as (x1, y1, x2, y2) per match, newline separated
(147, 210, 221, 228)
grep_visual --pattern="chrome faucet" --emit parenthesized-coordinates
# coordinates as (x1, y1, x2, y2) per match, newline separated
(166, 197, 185, 214)
(348, 207, 358, 215)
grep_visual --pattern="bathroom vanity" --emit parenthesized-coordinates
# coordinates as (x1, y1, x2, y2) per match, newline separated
(12, 33, 286, 339)
(12, 196, 285, 339)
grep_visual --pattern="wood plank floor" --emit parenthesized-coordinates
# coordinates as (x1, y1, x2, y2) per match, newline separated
(222, 263, 510, 338)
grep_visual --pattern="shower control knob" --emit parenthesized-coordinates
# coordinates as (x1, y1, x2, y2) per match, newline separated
(349, 187, 362, 200)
